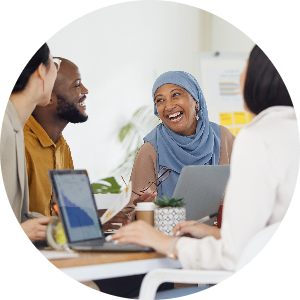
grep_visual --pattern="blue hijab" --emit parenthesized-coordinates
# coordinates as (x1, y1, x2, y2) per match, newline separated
(144, 71, 221, 198)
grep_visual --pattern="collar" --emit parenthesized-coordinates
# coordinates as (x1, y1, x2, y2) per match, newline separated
(24, 115, 66, 148)
(246, 106, 296, 128)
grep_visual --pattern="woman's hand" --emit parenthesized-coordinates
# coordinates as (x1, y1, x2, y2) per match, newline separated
(133, 190, 157, 206)
(108, 220, 173, 255)
(172, 220, 197, 237)
(21, 217, 52, 241)
(173, 221, 221, 240)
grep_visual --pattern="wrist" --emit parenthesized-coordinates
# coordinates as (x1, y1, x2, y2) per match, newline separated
(152, 233, 173, 255)
(165, 237, 179, 260)
(207, 226, 221, 239)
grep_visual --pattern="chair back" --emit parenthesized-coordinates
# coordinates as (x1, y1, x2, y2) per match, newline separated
(235, 222, 281, 271)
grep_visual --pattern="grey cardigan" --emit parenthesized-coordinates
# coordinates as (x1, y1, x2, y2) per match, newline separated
(0, 100, 42, 223)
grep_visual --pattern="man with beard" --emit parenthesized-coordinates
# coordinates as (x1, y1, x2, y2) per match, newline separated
(23, 58, 88, 217)
(24, 57, 128, 231)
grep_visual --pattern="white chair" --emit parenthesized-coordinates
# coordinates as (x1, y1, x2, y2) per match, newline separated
(138, 222, 281, 300)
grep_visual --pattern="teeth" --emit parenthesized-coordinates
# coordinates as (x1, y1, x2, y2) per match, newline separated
(169, 112, 181, 119)
(78, 100, 85, 106)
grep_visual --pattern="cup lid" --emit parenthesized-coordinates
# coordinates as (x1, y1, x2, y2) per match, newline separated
(135, 202, 156, 211)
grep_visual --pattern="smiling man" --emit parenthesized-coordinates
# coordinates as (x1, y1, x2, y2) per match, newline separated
(23, 55, 129, 290)
(24, 58, 88, 216)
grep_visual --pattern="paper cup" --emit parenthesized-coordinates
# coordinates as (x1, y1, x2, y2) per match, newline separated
(135, 202, 155, 226)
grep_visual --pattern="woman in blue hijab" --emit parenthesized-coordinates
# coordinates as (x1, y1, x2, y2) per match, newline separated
(123, 71, 235, 219)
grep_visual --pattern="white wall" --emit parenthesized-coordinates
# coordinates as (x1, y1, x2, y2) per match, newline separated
(48, 1, 203, 183)
(47, 1, 253, 184)
(211, 14, 255, 53)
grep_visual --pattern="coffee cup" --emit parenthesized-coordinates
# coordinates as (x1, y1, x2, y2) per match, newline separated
(135, 202, 155, 226)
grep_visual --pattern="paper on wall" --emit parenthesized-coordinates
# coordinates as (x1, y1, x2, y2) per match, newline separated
(219, 111, 254, 136)
(220, 113, 233, 126)
(234, 112, 247, 125)
(207, 68, 244, 107)
(100, 182, 132, 224)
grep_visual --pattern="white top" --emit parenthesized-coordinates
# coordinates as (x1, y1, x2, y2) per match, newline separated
(176, 106, 299, 271)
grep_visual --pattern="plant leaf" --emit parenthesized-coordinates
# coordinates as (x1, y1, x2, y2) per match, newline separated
(91, 177, 122, 194)
(119, 123, 135, 142)
(153, 195, 186, 207)
(162, 195, 169, 201)
(153, 199, 164, 207)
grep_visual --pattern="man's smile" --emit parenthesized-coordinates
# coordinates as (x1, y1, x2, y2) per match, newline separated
(78, 95, 86, 107)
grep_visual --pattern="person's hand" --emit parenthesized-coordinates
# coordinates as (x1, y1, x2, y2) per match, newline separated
(133, 190, 157, 206)
(173, 221, 221, 240)
(107, 220, 173, 255)
(172, 220, 197, 237)
(101, 211, 130, 231)
(21, 217, 52, 241)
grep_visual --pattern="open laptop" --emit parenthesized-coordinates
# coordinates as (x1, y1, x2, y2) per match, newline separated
(173, 165, 230, 226)
(48, 169, 152, 252)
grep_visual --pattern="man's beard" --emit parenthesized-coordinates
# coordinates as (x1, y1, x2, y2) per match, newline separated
(56, 96, 88, 123)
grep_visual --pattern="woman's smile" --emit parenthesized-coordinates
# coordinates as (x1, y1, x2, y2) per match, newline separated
(155, 83, 199, 136)
(167, 111, 183, 122)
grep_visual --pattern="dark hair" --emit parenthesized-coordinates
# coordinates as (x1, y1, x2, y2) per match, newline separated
(244, 45, 293, 115)
(12, 43, 50, 93)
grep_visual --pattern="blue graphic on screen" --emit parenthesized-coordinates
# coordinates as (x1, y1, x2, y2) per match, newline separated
(54, 173, 103, 242)
(62, 192, 94, 227)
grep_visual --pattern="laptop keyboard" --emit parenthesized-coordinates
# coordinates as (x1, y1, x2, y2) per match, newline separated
(72, 239, 143, 249)
(71, 240, 153, 252)
(102, 242, 144, 249)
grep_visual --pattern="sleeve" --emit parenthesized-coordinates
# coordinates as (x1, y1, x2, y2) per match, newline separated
(219, 125, 235, 164)
(122, 142, 157, 220)
(0, 118, 8, 166)
(176, 129, 278, 271)
(218, 126, 235, 204)
(26, 211, 45, 219)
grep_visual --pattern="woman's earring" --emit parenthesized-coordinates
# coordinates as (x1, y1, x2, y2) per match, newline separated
(43, 79, 45, 92)
(196, 108, 199, 121)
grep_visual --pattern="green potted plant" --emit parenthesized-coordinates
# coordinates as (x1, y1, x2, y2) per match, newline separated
(153, 195, 186, 236)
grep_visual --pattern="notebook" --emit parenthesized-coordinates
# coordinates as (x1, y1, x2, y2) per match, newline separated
(173, 165, 230, 226)
(48, 169, 152, 252)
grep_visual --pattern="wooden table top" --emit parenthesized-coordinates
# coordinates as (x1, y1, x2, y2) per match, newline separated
(50, 251, 165, 269)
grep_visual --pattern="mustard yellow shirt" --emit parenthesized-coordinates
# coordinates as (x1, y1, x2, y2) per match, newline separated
(24, 115, 74, 216)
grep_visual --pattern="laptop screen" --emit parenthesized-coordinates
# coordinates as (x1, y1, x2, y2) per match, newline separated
(51, 171, 103, 242)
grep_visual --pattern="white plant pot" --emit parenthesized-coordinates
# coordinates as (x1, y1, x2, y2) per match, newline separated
(154, 207, 186, 236)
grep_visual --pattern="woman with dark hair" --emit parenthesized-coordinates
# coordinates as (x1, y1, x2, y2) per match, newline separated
(243, 45, 293, 114)
(109, 45, 299, 285)
(1, 43, 59, 241)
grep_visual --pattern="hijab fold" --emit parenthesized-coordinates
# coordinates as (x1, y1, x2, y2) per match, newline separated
(144, 71, 221, 198)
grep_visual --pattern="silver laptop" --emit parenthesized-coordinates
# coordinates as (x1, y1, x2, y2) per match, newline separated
(48, 169, 152, 252)
(173, 165, 230, 226)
